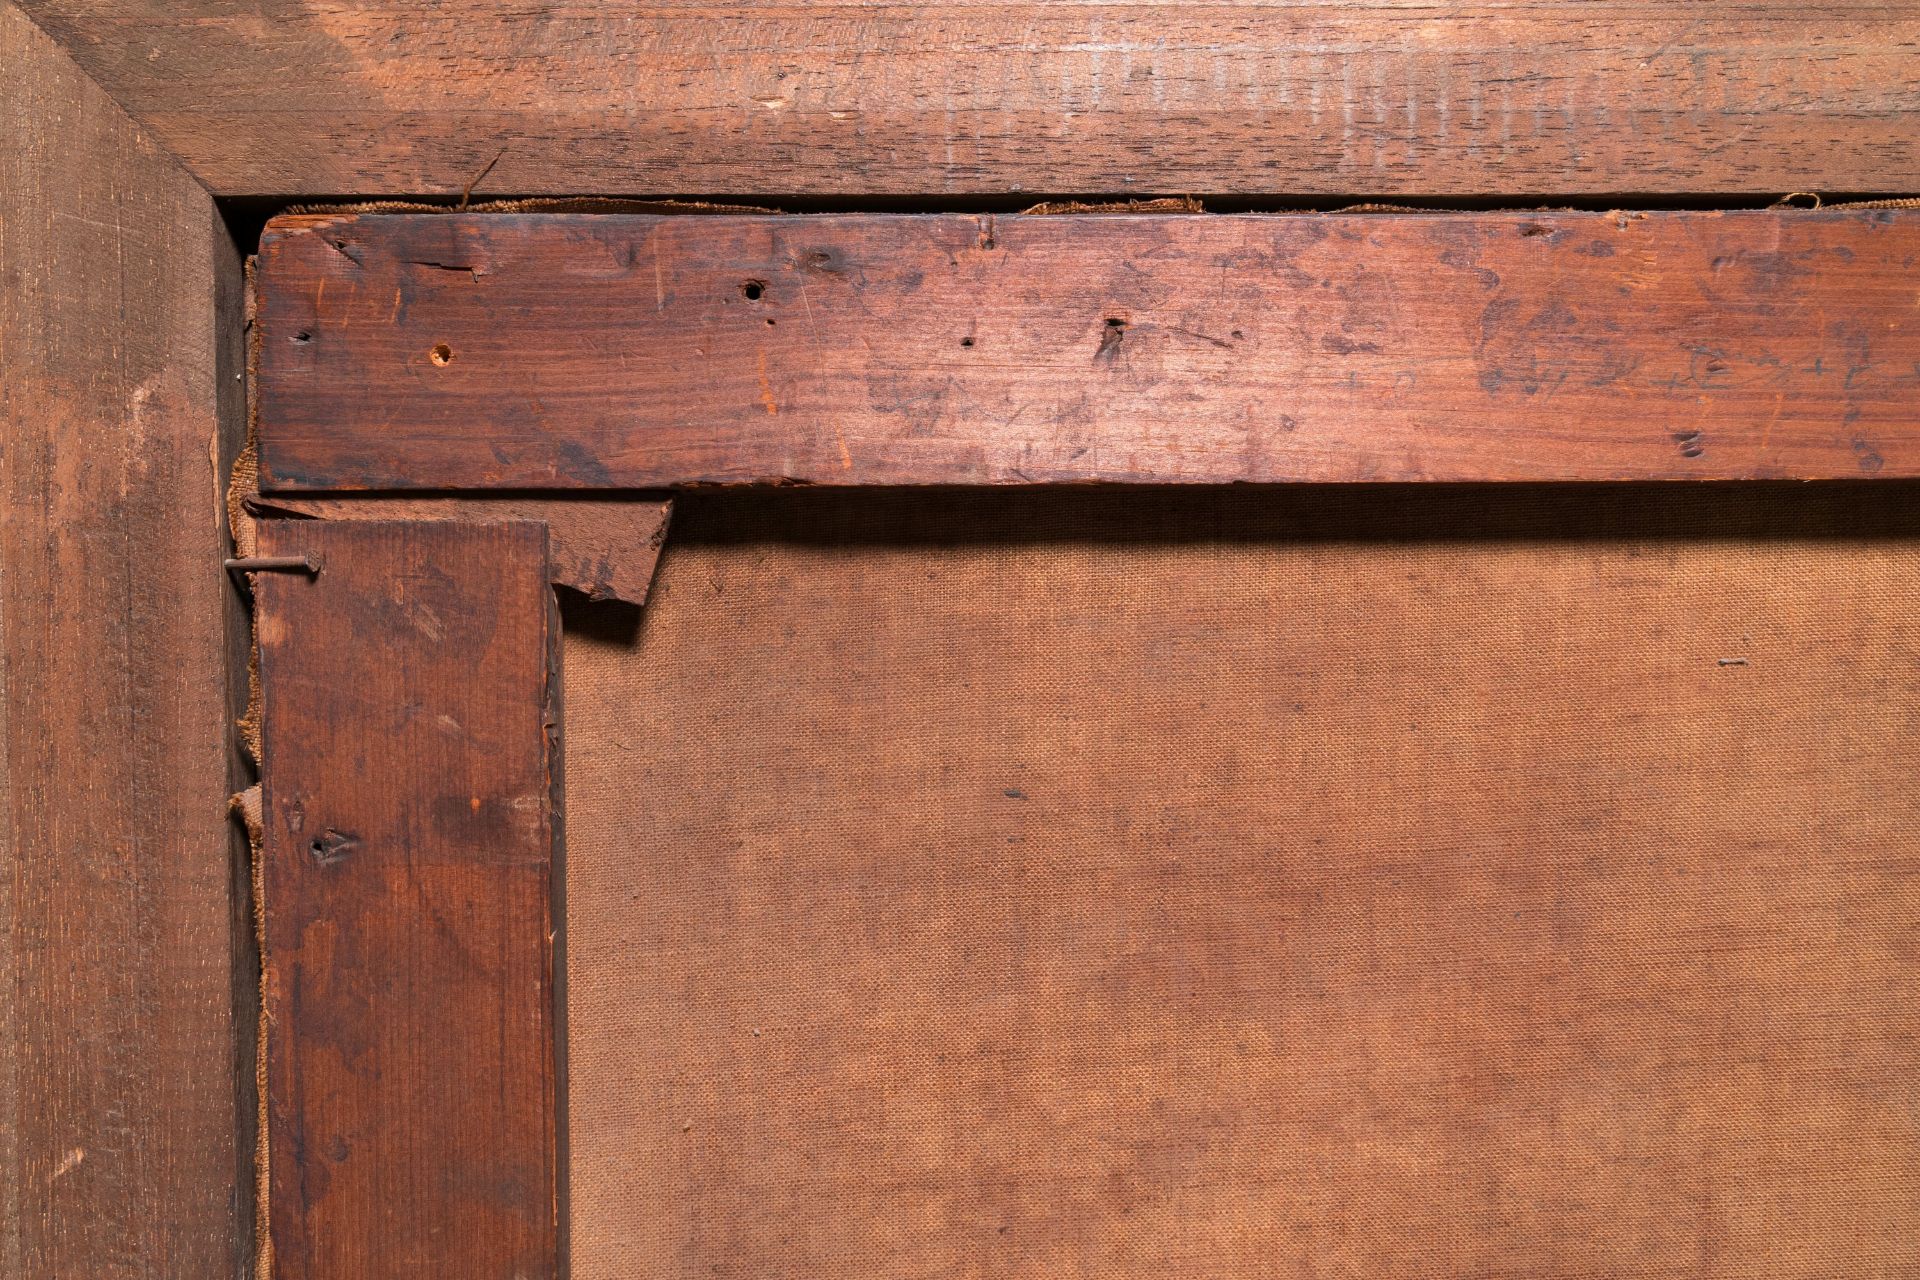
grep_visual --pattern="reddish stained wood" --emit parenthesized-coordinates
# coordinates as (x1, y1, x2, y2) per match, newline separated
(248, 493, 673, 604)
(255, 519, 559, 1280)
(256, 209, 1920, 489)
(2, 7, 247, 1275)
(15, 2, 1920, 197)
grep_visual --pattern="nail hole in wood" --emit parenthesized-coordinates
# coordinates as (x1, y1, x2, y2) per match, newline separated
(309, 828, 357, 866)
(742, 280, 766, 301)
(430, 343, 454, 366)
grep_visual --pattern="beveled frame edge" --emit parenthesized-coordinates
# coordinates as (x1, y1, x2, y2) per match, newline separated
(14, 1, 1920, 198)
(2, 7, 253, 1277)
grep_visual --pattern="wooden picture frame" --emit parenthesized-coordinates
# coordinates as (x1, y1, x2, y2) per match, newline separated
(7, 3, 1920, 1275)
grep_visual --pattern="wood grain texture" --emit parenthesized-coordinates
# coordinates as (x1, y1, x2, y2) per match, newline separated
(14, 2, 1920, 197)
(0, 6, 247, 1275)
(248, 494, 673, 605)
(256, 209, 1920, 489)
(565, 486, 1920, 1279)
(255, 520, 560, 1280)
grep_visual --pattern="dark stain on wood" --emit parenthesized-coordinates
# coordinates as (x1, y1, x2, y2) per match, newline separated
(255, 520, 559, 1280)
(256, 210, 1920, 490)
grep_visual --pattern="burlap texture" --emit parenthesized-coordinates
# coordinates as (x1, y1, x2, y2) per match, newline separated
(565, 486, 1920, 1278)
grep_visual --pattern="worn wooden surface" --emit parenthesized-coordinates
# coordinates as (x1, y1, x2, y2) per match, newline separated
(14, 2, 1920, 198)
(255, 520, 560, 1280)
(566, 486, 1920, 1278)
(256, 209, 1920, 489)
(0, 7, 248, 1276)
(248, 494, 673, 605)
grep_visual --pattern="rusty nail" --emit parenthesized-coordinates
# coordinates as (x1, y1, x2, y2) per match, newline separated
(225, 555, 320, 580)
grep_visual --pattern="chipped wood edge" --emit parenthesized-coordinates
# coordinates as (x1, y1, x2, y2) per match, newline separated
(246, 495, 673, 606)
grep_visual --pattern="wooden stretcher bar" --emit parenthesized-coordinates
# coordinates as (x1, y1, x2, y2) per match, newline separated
(255, 209, 1920, 490)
